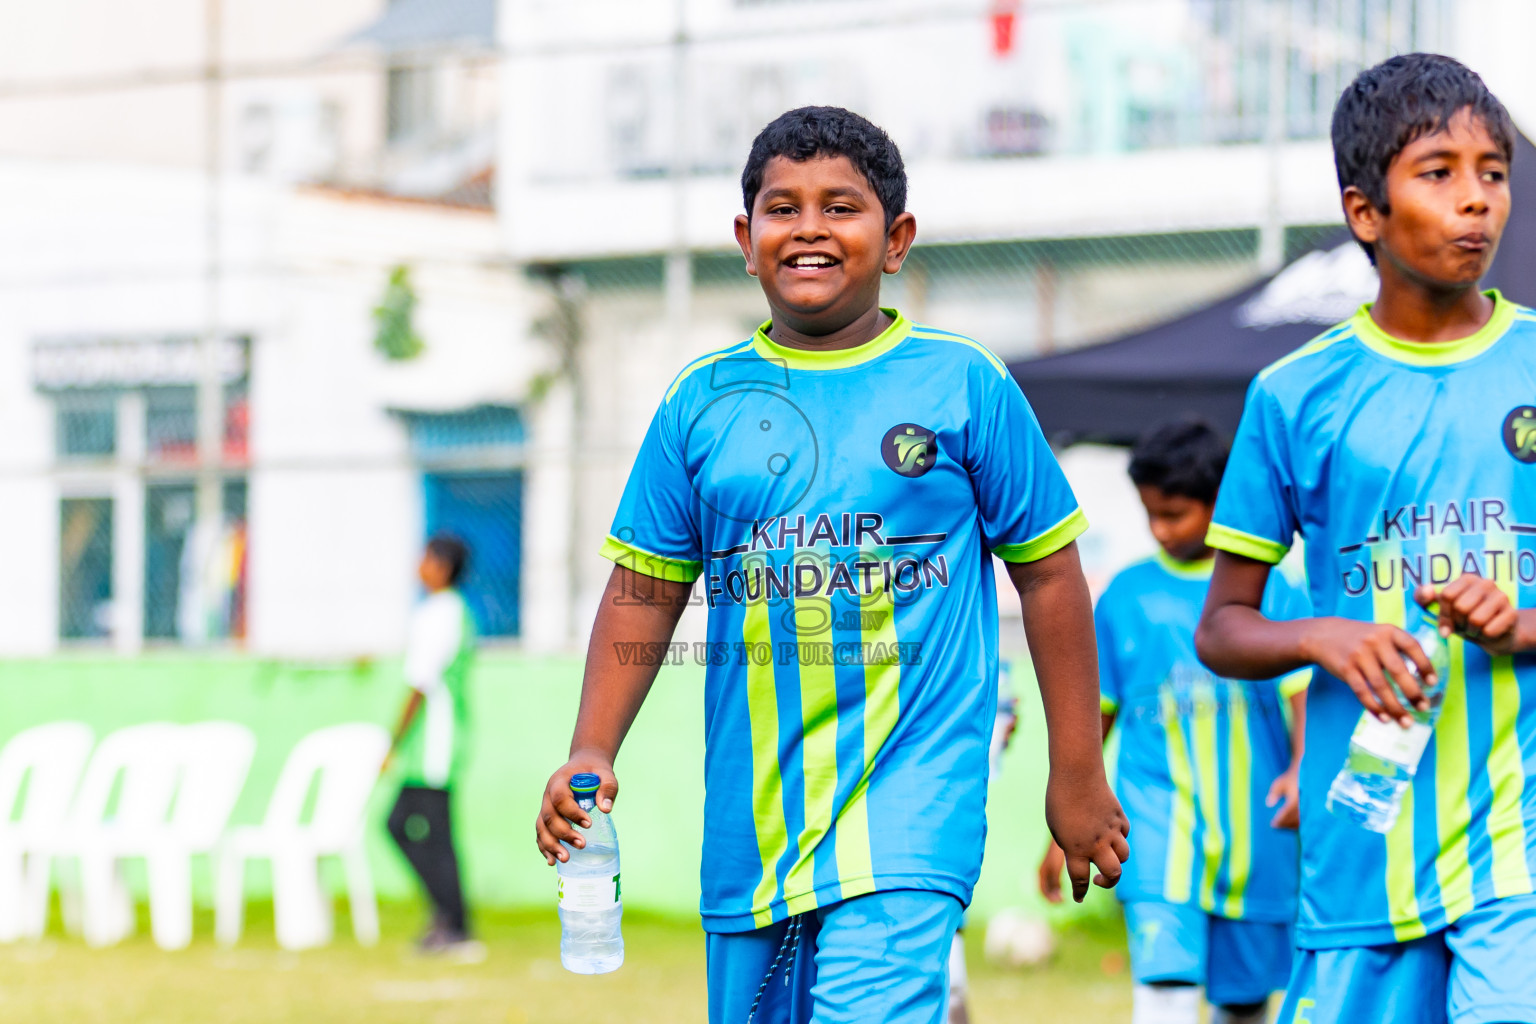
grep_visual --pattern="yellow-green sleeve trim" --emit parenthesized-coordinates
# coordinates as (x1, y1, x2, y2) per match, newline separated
(1206, 523, 1288, 565)
(992, 508, 1089, 563)
(1100, 695, 1119, 714)
(1279, 669, 1312, 699)
(599, 535, 702, 583)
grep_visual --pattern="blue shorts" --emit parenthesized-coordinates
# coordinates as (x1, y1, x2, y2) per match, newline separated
(1124, 900, 1294, 1007)
(1277, 895, 1536, 1024)
(705, 889, 964, 1024)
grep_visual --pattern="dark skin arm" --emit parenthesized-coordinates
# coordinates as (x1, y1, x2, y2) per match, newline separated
(1197, 552, 1536, 728)
(1008, 543, 1130, 903)
(381, 689, 425, 775)
(1036, 710, 1115, 903)
(534, 565, 690, 865)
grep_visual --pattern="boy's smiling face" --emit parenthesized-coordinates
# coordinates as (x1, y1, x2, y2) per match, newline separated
(734, 154, 915, 338)
(1346, 107, 1511, 288)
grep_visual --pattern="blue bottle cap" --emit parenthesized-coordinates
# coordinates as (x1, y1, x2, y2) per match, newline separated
(570, 773, 602, 793)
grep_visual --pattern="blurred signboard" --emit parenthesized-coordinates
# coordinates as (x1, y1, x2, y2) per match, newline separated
(32, 336, 249, 391)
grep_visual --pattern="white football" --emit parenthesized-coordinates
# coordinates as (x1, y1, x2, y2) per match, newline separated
(983, 908, 1057, 968)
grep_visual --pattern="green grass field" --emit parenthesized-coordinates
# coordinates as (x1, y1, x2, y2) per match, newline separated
(0, 902, 1134, 1023)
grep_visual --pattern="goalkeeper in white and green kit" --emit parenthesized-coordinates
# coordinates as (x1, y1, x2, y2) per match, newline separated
(386, 534, 478, 955)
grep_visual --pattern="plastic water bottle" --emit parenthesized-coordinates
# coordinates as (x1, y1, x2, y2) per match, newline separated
(1326, 609, 1451, 833)
(557, 773, 623, 974)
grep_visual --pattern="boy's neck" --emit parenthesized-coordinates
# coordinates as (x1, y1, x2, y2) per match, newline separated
(1367, 271, 1494, 344)
(1162, 545, 1215, 566)
(767, 303, 892, 352)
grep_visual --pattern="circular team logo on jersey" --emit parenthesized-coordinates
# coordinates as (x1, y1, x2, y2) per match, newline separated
(1503, 406, 1536, 463)
(881, 423, 937, 478)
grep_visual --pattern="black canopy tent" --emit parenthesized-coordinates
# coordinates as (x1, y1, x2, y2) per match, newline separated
(1009, 133, 1536, 446)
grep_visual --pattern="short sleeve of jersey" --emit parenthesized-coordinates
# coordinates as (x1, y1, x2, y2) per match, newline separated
(973, 374, 1088, 562)
(1208, 379, 1297, 564)
(599, 403, 703, 582)
(1093, 591, 1123, 714)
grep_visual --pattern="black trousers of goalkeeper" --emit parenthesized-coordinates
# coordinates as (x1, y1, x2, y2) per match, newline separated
(387, 785, 468, 936)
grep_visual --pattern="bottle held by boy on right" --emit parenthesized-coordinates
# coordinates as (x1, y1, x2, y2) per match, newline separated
(1327, 607, 1451, 832)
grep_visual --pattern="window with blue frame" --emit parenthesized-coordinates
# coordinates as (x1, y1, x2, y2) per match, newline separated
(399, 405, 524, 639)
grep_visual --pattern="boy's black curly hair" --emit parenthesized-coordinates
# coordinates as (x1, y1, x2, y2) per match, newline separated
(1332, 53, 1514, 261)
(741, 106, 906, 231)
(1128, 418, 1229, 505)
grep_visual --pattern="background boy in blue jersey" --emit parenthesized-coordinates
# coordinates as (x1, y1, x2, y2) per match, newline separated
(1197, 54, 1536, 1024)
(1039, 419, 1309, 1024)
(533, 106, 1130, 1023)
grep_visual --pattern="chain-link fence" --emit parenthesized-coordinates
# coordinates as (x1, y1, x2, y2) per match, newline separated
(0, 0, 1465, 656)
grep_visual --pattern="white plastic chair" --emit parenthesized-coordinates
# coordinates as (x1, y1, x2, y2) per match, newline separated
(215, 723, 389, 951)
(54, 722, 184, 947)
(137, 721, 256, 949)
(0, 722, 94, 942)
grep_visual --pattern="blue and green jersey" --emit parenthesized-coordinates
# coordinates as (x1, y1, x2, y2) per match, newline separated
(1097, 553, 1310, 922)
(1210, 291, 1536, 948)
(603, 310, 1085, 933)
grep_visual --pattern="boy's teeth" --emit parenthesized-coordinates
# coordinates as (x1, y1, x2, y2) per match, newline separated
(792, 256, 834, 266)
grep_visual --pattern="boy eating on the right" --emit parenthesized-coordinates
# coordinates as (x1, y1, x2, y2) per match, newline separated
(1197, 54, 1536, 1024)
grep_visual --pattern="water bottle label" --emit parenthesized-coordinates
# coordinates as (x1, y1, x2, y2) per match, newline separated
(1351, 713, 1433, 768)
(558, 874, 621, 911)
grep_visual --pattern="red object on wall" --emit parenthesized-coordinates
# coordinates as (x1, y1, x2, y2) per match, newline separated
(991, 0, 1022, 57)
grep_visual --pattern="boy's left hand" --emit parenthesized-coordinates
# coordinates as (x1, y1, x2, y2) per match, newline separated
(1415, 580, 1520, 655)
(1044, 772, 1130, 903)
(1266, 766, 1300, 830)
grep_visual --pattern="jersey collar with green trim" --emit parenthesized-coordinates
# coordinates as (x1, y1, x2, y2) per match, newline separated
(750, 308, 912, 371)
(1350, 289, 1515, 367)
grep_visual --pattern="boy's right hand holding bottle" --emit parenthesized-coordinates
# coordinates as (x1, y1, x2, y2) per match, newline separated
(537, 748, 620, 865)
(1298, 577, 1523, 728)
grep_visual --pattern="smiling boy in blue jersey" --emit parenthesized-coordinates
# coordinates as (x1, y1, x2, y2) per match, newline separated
(1041, 420, 1310, 1024)
(1197, 55, 1536, 1024)
(534, 106, 1129, 1024)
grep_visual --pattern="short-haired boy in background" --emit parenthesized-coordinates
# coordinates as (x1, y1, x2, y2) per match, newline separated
(1042, 419, 1310, 1024)
(385, 534, 479, 958)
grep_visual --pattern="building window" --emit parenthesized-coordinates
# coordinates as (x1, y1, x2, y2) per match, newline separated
(387, 64, 437, 144)
(60, 497, 113, 641)
(56, 393, 116, 459)
(401, 405, 524, 639)
(424, 472, 522, 639)
(144, 480, 248, 643)
(146, 387, 197, 463)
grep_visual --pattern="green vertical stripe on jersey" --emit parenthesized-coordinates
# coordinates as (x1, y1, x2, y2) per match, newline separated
(832, 558, 901, 900)
(1389, 786, 1427, 942)
(783, 584, 839, 916)
(1373, 542, 1426, 942)
(1435, 632, 1476, 921)
(1161, 687, 1197, 905)
(1223, 689, 1253, 919)
(1192, 682, 1225, 912)
(1430, 533, 1474, 921)
(1487, 545, 1531, 898)
(745, 594, 788, 928)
